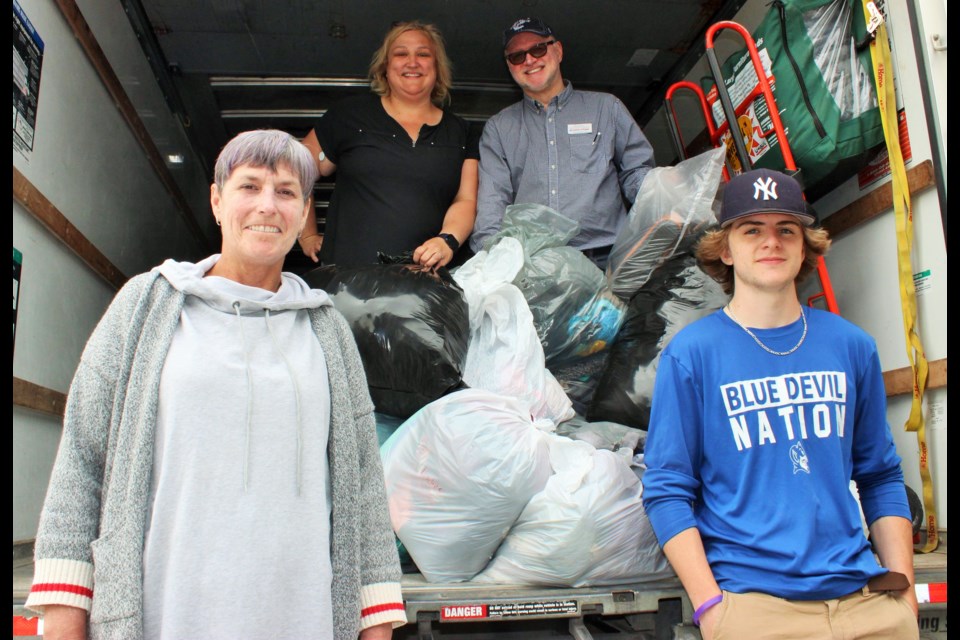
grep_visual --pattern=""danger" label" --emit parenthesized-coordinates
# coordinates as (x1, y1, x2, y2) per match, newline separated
(441, 605, 488, 620)
(439, 600, 581, 620)
(488, 600, 579, 617)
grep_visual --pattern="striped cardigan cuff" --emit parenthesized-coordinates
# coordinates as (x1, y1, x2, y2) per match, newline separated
(359, 582, 407, 629)
(25, 558, 94, 613)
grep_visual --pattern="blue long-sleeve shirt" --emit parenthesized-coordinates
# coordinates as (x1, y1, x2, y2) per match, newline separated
(472, 82, 655, 253)
(642, 308, 911, 600)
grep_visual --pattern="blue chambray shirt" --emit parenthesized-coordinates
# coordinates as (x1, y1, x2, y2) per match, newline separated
(472, 81, 655, 253)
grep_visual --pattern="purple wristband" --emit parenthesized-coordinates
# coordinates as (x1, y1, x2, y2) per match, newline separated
(693, 593, 723, 626)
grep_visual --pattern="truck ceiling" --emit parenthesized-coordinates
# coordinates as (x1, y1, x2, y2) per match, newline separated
(125, 0, 748, 176)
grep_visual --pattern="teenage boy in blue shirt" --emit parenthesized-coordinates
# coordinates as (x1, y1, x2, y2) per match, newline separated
(642, 168, 918, 639)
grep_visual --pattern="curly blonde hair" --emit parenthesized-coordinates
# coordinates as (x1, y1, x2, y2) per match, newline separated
(696, 224, 832, 295)
(368, 21, 453, 106)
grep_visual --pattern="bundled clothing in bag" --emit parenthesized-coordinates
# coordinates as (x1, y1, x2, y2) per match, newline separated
(605, 147, 724, 303)
(380, 389, 554, 583)
(452, 239, 574, 424)
(589, 252, 728, 430)
(303, 263, 469, 418)
(473, 436, 673, 587)
(486, 203, 626, 370)
(478, 204, 626, 411)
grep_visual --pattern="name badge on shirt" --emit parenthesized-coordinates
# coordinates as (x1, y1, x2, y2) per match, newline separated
(567, 123, 593, 135)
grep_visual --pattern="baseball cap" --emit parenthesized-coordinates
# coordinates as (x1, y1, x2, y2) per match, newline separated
(718, 168, 815, 227)
(503, 17, 555, 48)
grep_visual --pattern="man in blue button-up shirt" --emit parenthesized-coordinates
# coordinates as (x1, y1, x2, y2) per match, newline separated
(471, 17, 656, 268)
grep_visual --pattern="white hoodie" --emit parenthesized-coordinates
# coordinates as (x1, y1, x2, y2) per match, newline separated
(142, 255, 337, 640)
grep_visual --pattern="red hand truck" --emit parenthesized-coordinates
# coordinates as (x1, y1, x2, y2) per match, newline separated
(665, 20, 840, 314)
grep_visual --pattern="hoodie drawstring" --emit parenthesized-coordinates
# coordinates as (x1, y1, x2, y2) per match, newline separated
(233, 304, 306, 495)
(233, 301, 255, 492)
(264, 308, 304, 495)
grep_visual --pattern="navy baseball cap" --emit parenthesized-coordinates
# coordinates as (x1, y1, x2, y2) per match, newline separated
(503, 17, 555, 48)
(719, 168, 815, 227)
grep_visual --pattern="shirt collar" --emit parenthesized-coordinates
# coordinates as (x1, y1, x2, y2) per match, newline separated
(524, 80, 574, 112)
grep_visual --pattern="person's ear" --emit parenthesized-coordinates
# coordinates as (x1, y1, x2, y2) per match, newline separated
(720, 244, 733, 266)
(301, 195, 312, 224)
(298, 208, 309, 236)
(210, 183, 221, 224)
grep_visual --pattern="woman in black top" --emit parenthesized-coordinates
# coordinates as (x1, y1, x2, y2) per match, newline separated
(301, 21, 479, 268)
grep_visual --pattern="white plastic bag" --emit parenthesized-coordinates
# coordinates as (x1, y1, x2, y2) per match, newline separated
(381, 388, 554, 582)
(473, 436, 674, 587)
(453, 239, 574, 423)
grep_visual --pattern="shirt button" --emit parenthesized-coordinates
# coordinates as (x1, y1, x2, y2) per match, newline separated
(548, 118, 553, 123)
(551, 189, 556, 195)
(550, 165, 556, 170)
(550, 140, 555, 145)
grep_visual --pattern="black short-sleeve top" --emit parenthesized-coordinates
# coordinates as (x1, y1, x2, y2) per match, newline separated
(314, 93, 480, 266)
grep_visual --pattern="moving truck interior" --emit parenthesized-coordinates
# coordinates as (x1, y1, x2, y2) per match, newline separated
(13, 0, 946, 637)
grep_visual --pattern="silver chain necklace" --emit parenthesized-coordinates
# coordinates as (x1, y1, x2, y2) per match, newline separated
(725, 305, 808, 356)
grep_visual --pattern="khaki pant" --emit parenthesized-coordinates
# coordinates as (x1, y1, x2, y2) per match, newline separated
(711, 589, 919, 640)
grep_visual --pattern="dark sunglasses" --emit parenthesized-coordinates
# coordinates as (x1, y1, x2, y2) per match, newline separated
(505, 40, 557, 65)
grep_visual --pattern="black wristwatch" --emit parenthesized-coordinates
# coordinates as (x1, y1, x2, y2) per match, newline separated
(438, 233, 460, 252)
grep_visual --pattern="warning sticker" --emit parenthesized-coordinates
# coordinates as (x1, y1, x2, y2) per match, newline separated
(918, 610, 946, 635)
(488, 600, 579, 617)
(439, 600, 580, 619)
(441, 605, 487, 620)
(912, 269, 931, 296)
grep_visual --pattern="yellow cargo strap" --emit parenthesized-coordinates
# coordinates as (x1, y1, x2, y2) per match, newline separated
(861, 0, 937, 552)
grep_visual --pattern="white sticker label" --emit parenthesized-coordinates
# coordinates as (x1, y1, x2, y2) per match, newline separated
(864, 1, 885, 34)
(913, 269, 932, 295)
(918, 610, 946, 634)
(567, 123, 593, 135)
(927, 402, 945, 431)
(487, 600, 579, 617)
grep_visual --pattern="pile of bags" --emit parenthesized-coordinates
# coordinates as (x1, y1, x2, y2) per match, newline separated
(306, 146, 729, 586)
(381, 388, 673, 586)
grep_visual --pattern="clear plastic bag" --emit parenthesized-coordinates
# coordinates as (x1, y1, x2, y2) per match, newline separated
(555, 414, 645, 453)
(803, 0, 878, 123)
(487, 204, 627, 370)
(605, 147, 725, 301)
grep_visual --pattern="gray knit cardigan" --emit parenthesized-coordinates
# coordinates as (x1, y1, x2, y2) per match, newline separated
(30, 272, 402, 639)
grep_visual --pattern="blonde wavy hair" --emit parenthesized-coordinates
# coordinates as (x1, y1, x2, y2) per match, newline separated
(368, 21, 453, 106)
(696, 224, 832, 295)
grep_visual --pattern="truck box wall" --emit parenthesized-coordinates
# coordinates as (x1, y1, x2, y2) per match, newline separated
(799, 0, 948, 530)
(12, 0, 212, 542)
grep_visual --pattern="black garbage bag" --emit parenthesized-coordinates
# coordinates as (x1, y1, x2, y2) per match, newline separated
(587, 252, 728, 431)
(303, 263, 469, 419)
(550, 351, 612, 418)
